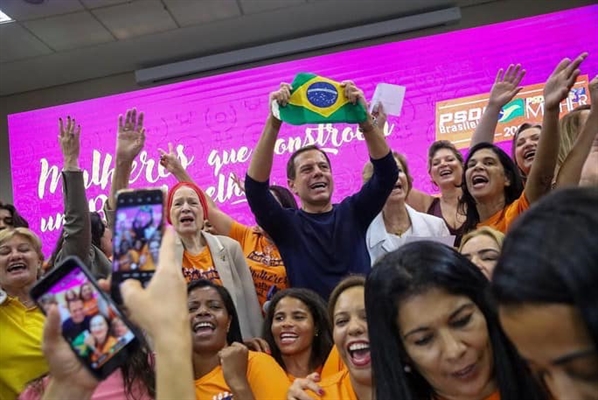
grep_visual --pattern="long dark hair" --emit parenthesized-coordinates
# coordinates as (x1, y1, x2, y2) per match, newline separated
(269, 185, 298, 209)
(90, 211, 106, 248)
(262, 288, 332, 373)
(459, 142, 524, 233)
(187, 279, 243, 344)
(492, 187, 598, 350)
(0, 201, 29, 229)
(366, 241, 546, 400)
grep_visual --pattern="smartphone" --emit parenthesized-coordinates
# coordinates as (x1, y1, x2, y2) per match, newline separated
(110, 188, 165, 303)
(30, 256, 139, 380)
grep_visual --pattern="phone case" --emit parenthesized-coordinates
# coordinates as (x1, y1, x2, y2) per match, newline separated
(30, 256, 139, 380)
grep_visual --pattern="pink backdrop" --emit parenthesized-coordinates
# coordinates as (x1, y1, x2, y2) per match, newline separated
(8, 5, 598, 256)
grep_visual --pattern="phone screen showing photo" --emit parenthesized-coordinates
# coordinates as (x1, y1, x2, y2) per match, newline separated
(38, 265, 136, 371)
(112, 190, 164, 289)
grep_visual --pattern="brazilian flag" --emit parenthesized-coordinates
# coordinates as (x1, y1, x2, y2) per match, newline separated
(278, 73, 367, 125)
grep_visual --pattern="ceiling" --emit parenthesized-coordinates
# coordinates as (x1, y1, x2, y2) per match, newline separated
(0, 0, 490, 96)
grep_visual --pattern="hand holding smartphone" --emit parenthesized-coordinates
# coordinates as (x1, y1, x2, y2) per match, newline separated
(111, 188, 165, 303)
(30, 256, 139, 380)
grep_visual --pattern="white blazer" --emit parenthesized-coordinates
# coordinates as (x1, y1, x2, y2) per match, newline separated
(366, 205, 451, 266)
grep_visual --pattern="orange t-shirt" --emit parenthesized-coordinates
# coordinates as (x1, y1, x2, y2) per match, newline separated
(138, 244, 155, 271)
(478, 193, 529, 233)
(82, 298, 98, 317)
(229, 222, 288, 307)
(321, 346, 346, 379)
(91, 335, 119, 363)
(286, 366, 324, 382)
(194, 350, 289, 399)
(182, 248, 222, 284)
(307, 369, 358, 400)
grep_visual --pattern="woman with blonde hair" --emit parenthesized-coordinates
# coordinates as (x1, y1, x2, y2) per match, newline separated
(459, 226, 505, 279)
(0, 228, 48, 399)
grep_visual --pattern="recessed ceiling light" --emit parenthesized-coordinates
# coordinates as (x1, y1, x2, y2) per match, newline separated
(0, 9, 14, 24)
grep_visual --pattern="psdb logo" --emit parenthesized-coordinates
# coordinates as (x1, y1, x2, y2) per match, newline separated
(306, 82, 338, 108)
(498, 98, 525, 123)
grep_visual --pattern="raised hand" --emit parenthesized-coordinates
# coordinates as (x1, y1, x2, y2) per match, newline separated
(488, 64, 526, 108)
(158, 142, 183, 174)
(58, 116, 81, 170)
(372, 102, 387, 130)
(270, 83, 292, 108)
(116, 108, 145, 162)
(543, 53, 588, 110)
(341, 80, 367, 109)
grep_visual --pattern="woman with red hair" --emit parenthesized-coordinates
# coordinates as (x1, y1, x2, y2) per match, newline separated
(166, 181, 263, 339)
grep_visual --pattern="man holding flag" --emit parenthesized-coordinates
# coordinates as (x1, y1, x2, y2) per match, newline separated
(245, 77, 398, 300)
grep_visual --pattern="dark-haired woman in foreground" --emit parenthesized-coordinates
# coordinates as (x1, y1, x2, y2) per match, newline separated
(187, 279, 289, 399)
(263, 288, 333, 380)
(366, 241, 546, 400)
(492, 187, 598, 399)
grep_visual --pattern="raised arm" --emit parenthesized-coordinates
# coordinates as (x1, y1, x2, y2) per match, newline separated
(526, 53, 588, 203)
(57, 117, 92, 266)
(343, 81, 390, 159)
(160, 143, 237, 235)
(107, 109, 146, 212)
(247, 84, 289, 182)
(555, 75, 598, 188)
(470, 64, 526, 147)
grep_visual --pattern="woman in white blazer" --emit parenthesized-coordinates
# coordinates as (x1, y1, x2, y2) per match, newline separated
(364, 152, 452, 265)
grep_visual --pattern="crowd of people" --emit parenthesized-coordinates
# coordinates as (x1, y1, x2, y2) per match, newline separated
(0, 52, 597, 400)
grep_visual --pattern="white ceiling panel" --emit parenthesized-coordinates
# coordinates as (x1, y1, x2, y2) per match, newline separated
(92, 0, 177, 40)
(0, 0, 85, 21)
(238, 0, 307, 15)
(22, 11, 115, 51)
(80, 0, 133, 9)
(163, 0, 241, 27)
(0, 22, 53, 62)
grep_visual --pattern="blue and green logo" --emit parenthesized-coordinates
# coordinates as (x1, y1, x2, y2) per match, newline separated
(498, 98, 525, 123)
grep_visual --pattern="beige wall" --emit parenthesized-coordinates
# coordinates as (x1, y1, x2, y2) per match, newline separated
(1, 0, 594, 202)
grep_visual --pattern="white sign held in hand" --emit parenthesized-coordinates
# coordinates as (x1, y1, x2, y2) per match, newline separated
(370, 83, 406, 116)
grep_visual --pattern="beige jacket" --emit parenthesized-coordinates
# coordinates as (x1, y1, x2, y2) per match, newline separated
(200, 231, 263, 340)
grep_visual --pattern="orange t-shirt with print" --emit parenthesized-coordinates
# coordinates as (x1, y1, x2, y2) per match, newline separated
(194, 350, 289, 399)
(229, 222, 288, 307)
(478, 193, 529, 233)
(182, 247, 222, 284)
